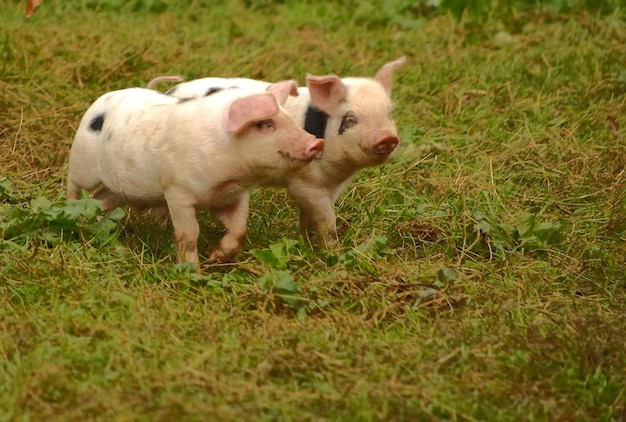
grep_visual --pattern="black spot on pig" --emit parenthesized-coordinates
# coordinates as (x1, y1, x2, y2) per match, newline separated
(204, 87, 224, 97)
(304, 105, 329, 139)
(165, 86, 178, 95)
(177, 97, 193, 104)
(89, 113, 105, 132)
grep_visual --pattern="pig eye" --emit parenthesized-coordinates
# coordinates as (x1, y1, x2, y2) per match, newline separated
(256, 119, 276, 131)
(339, 113, 357, 135)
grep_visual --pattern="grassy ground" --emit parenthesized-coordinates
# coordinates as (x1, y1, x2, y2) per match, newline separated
(1, 0, 625, 420)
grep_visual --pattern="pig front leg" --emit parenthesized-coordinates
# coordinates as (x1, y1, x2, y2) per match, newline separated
(287, 182, 338, 248)
(208, 194, 250, 262)
(164, 190, 201, 268)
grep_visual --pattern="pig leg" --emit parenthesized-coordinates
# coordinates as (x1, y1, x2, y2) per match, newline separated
(164, 190, 201, 267)
(66, 172, 103, 201)
(151, 205, 170, 228)
(67, 144, 103, 201)
(208, 195, 249, 262)
(287, 183, 338, 248)
(93, 187, 125, 214)
(66, 180, 83, 201)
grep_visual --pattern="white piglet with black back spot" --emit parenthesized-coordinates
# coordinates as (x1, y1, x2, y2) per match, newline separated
(67, 82, 324, 269)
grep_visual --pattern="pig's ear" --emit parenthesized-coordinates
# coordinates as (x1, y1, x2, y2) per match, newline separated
(375, 56, 406, 95)
(226, 93, 279, 133)
(306, 74, 346, 114)
(266, 80, 299, 106)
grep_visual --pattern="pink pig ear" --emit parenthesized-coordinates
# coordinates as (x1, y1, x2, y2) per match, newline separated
(306, 74, 346, 114)
(266, 80, 299, 106)
(375, 56, 406, 95)
(226, 93, 279, 133)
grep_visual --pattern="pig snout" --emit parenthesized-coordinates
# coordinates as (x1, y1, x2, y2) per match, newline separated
(281, 135, 324, 162)
(372, 131, 400, 155)
(304, 137, 325, 160)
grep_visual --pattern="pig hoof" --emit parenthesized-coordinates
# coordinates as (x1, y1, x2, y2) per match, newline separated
(321, 237, 339, 250)
(208, 248, 236, 263)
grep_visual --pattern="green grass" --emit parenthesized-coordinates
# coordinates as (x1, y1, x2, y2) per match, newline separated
(2, 0, 626, 420)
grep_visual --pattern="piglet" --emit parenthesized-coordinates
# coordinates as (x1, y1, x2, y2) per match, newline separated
(66, 82, 325, 268)
(163, 57, 406, 247)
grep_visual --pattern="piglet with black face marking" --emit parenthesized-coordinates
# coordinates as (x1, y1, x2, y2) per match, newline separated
(66, 82, 325, 268)
(163, 57, 406, 247)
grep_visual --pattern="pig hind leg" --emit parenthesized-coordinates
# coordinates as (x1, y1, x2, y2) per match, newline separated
(208, 195, 250, 262)
(66, 172, 120, 215)
(66, 166, 103, 201)
(93, 187, 125, 214)
(66, 169, 123, 219)
(66, 179, 85, 201)
(66, 127, 105, 200)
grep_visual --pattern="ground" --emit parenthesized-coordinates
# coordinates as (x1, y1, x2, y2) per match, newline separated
(1, 0, 625, 420)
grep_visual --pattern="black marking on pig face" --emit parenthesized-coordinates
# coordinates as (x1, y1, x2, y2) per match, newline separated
(165, 86, 177, 95)
(304, 104, 329, 139)
(89, 113, 105, 132)
(338, 112, 357, 135)
(177, 97, 194, 104)
(204, 87, 224, 96)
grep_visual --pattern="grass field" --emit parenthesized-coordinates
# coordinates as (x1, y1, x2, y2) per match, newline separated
(1, 0, 625, 420)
